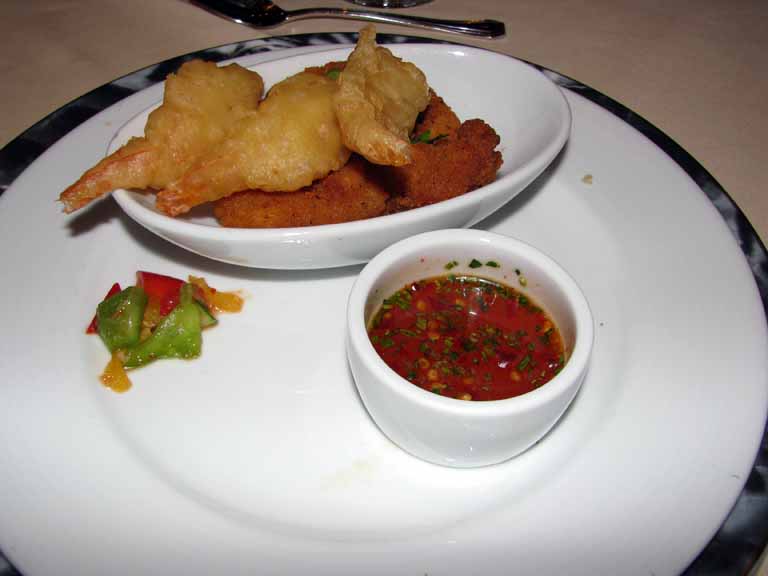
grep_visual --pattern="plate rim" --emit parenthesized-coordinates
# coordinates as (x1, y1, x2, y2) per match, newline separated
(0, 31, 766, 576)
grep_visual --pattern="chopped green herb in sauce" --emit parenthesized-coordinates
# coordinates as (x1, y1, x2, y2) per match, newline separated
(368, 274, 566, 401)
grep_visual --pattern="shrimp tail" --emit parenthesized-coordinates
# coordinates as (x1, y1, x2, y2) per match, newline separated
(59, 138, 155, 213)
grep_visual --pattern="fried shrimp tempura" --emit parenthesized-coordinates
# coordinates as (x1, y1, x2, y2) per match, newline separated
(59, 60, 264, 213)
(334, 25, 430, 166)
(156, 71, 350, 216)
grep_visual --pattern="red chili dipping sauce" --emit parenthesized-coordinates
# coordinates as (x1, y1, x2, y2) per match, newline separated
(368, 274, 566, 401)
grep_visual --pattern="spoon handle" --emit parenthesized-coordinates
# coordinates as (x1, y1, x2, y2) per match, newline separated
(285, 8, 505, 38)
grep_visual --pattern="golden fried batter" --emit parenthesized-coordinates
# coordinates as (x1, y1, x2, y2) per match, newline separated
(59, 60, 264, 213)
(213, 156, 389, 228)
(334, 25, 430, 166)
(156, 71, 350, 216)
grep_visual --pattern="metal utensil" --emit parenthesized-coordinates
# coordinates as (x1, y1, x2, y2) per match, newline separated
(190, 0, 505, 38)
(345, 0, 433, 7)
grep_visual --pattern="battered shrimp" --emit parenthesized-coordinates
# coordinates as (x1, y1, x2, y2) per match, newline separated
(334, 25, 430, 166)
(59, 60, 264, 213)
(155, 71, 350, 216)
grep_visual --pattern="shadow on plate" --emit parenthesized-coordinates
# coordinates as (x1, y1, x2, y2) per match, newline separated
(64, 194, 123, 236)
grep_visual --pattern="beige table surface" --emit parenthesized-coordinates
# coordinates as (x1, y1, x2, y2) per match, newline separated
(1, 0, 767, 574)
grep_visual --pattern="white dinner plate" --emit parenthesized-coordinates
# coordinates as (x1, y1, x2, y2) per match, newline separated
(0, 37, 766, 576)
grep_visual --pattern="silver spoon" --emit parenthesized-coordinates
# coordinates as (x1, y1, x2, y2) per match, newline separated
(190, 0, 505, 38)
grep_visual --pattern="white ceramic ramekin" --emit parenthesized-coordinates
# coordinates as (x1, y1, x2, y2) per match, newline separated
(346, 229, 593, 467)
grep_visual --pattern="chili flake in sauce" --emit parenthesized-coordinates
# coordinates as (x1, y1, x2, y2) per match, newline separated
(368, 275, 566, 401)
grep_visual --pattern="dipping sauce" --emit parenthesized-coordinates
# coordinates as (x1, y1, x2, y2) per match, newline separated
(368, 275, 565, 401)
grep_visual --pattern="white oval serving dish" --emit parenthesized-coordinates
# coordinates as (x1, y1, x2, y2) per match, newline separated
(111, 44, 571, 269)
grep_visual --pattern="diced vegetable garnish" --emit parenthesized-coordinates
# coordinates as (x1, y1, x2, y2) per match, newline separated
(86, 283, 121, 333)
(136, 271, 185, 316)
(86, 271, 243, 392)
(194, 299, 218, 328)
(122, 284, 202, 368)
(100, 351, 132, 393)
(96, 286, 148, 352)
(188, 275, 244, 313)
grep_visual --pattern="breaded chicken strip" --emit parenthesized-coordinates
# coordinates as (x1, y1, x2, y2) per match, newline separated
(384, 119, 502, 212)
(213, 155, 388, 228)
(411, 91, 461, 141)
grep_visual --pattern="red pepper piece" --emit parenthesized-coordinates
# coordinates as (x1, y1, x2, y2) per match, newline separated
(136, 271, 185, 316)
(86, 282, 121, 334)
